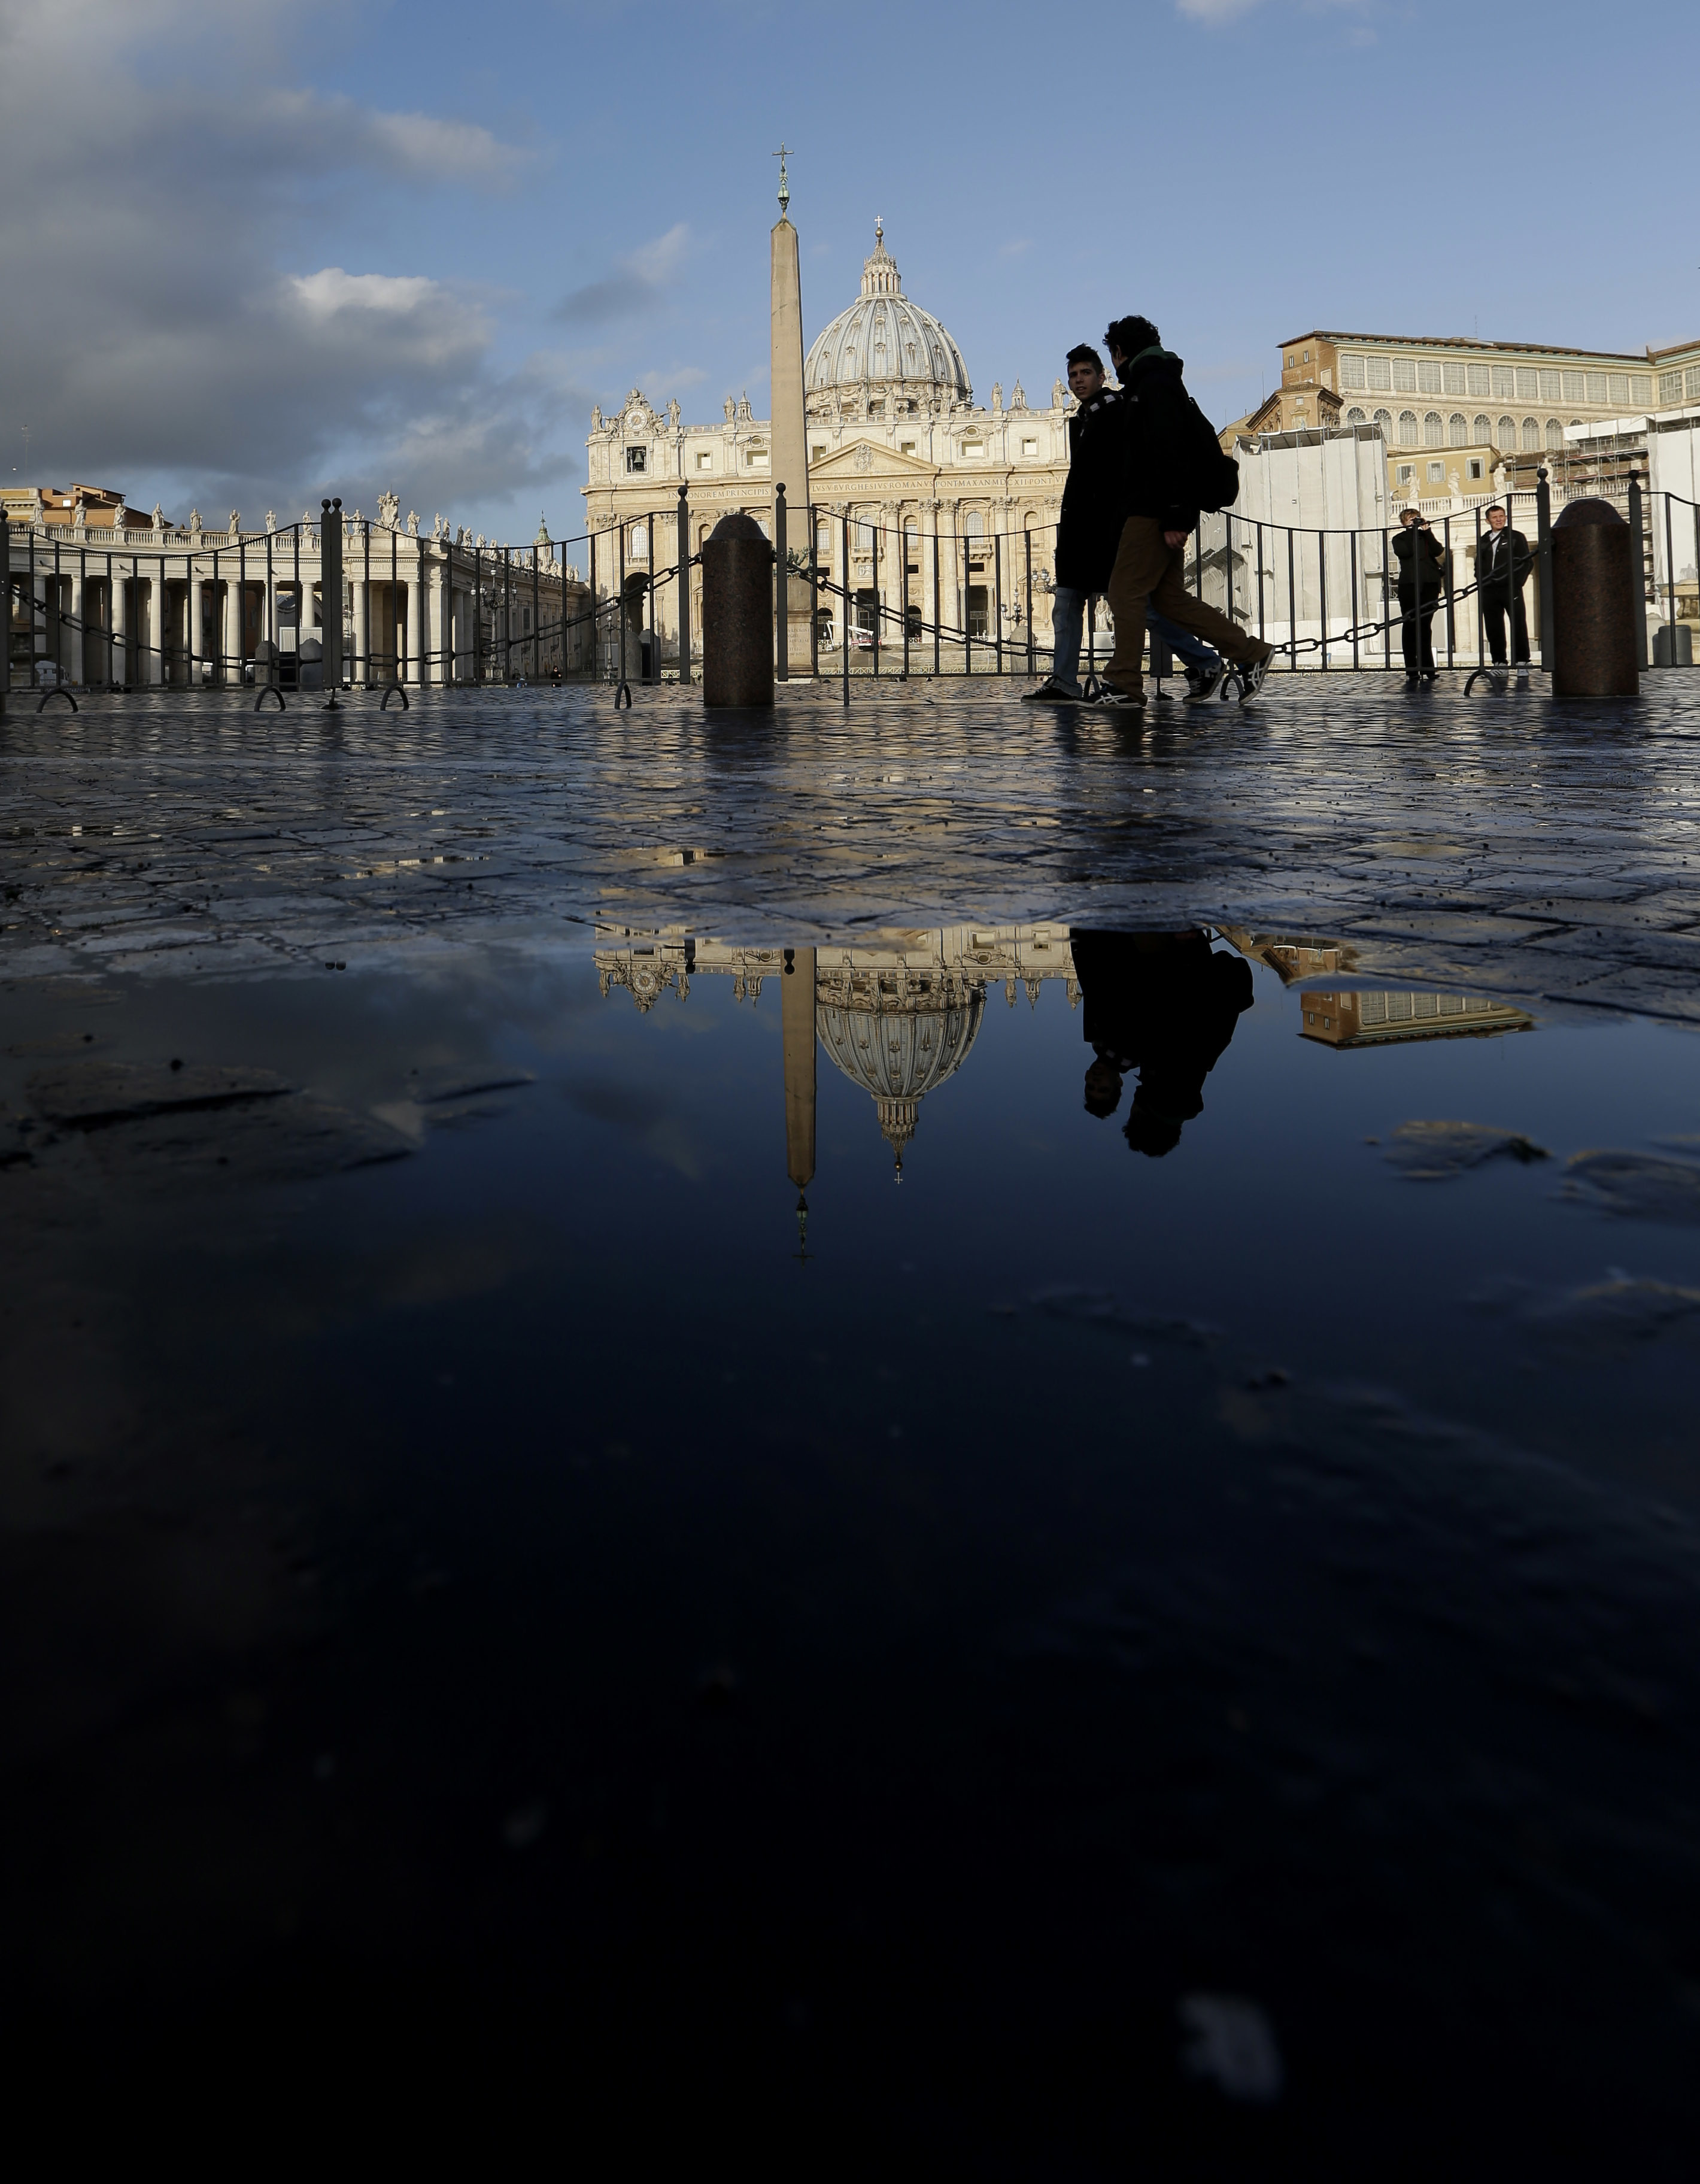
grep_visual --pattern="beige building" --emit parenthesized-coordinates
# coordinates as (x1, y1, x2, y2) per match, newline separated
(582, 222, 1074, 674)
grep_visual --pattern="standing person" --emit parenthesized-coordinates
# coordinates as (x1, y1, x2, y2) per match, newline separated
(1024, 346, 1224, 704)
(1393, 508, 1446, 685)
(1093, 315, 1276, 712)
(1478, 502, 1532, 678)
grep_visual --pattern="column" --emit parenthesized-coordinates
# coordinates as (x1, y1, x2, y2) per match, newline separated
(112, 569, 129, 688)
(407, 545, 423, 685)
(69, 569, 85, 686)
(353, 569, 369, 685)
(189, 569, 204, 686)
(225, 577, 243, 687)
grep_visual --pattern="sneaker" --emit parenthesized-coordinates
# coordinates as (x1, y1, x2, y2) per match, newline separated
(1235, 648, 1276, 703)
(1021, 675, 1080, 703)
(1186, 662, 1226, 703)
(1092, 682, 1146, 710)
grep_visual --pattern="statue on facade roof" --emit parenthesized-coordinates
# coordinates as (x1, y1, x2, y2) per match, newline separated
(265, 509, 276, 533)
(73, 499, 86, 529)
(378, 490, 400, 530)
(151, 502, 164, 530)
(591, 404, 603, 430)
(189, 507, 202, 534)
(406, 509, 419, 536)
(992, 382, 1003, 412)
(724, 395, 736, 421)
(667, 398, 680, 429)
(229, 509, 240, 535)
(1052, 378, 1065, 410)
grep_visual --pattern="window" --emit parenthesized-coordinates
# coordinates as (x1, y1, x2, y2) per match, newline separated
(1467, 458, 1485, 481)
(899, 438, 917, 454)
(1423, 411, 1444, 447)
(1397, 463, 1415, 484)
(695, 450, 713, 471)
(745, 441, 769, 470)
(1398, 409, 1418, 446)
(815, 521, 830, 554)
(523, 609, 532, 633)
(904, 520, 919, 574)
(1632, 374, 1652, 404)
(1448, 412, 1468, 446)
(1546, 418, 1564, 449)
(1493, 366, 1516, 399)
(1608, 374, 1632, 405)
(1497, 414, 1516, 445)
(962, 436, 986, 459)
(1539, 369, 1562, 400)
(1687, 365, 1700, 399)
(1427, 460, 1444, 483)
(1372, 407, 1392, 437)
(811, 444, 826, 462)
(1660, 372, 1684, 403)
(1418, 359, 1443, 393)
(1586, 371, 1608, 403)
(964, 510, 984, 538)
(1393, 357, 1417, 392)
(1516, 368, 1538, 399)
(1467, 363, 1490, 396)
(1346, 407, 1367, 425)
(1020, 436, 1039, 457)
(1341, 353, 1365, 389)
(1443, 361, 1466, 394)
(1366, 355, 1391, 392)
(630, 524, 648, 557)
(1521, 417, 1540, 450)
(1474, 413, 1491, 442)
(624, 447, 646, 474)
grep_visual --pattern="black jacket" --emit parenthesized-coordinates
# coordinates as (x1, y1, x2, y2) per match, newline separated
(1055, 387, 1127, 593)
(1392, 523, 1446, 600)
(1477, 524, 1532, 601)
(1115, 347, 1203, 536)
(1071, 929, 1253, 1158)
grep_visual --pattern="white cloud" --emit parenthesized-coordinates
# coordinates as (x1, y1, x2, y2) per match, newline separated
(1177, 0, 1264, 20)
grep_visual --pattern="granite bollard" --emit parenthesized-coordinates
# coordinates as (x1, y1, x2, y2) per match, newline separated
(702, 511, 773, 708)
(1550, 498, 1638, 699)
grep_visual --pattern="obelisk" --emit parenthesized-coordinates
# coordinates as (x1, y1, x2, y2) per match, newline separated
(782, 945, 816, 1214)
(770, 147, 809, 670)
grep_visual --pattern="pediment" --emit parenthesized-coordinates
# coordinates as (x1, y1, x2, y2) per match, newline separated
(808, 438, 937, 482)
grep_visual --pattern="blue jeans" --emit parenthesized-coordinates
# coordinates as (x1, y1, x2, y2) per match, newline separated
(1050, 587, 1218, 693)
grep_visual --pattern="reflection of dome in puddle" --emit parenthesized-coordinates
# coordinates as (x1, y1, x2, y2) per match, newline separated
(815, 970, 983, 1177)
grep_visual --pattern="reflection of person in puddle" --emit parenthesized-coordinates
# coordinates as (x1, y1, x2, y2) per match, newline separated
(1072, 928, 1253, 1156)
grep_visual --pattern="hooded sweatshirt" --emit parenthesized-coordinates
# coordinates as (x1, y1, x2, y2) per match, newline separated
(1115, 344, 1201, 535)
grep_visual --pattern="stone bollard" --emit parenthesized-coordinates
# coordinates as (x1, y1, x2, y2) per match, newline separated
(701, 511, 773, 708)
(1550, 498, 1638, 699)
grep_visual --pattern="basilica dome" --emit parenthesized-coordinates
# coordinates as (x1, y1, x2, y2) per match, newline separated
(805, 221, 971, 411)
(816, 966, 983, 1176)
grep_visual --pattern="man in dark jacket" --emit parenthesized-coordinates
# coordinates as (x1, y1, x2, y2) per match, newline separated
(1071, 926, 1254, 1157)
(1392, 508, 1446, 684)
(1025, 344, 1222, 703)
(1094, 315, 1276, 712)
(1477, 503, 1532, 674)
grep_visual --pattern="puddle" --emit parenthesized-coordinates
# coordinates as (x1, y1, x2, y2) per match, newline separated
(4, 916, 1700, 2162)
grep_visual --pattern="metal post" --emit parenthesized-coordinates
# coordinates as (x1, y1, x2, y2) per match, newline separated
(774, 481, 788, 682)
(0, 515, 8, 715)
(901, 520, 910, 680)
(1256, 521, 1265, 649)
(533, 541, 541, 681)
(1286, 526, 1297, 670)
(1537, 467, 1555, 667)
(840, 511, 850, 707)
(1318, 531, 1328, 671)
(1628, 474, 1650, 671)
(993, 530, 1004, 674)
(584, 532, 593, 681)
(933, 518, 941, 677)
(1443, 514, 1455, 669)
(963, 529, 972, 678)
(645, 537, 657, 683)
(321, 499, 344, 699)
(1349, 532, 1359, 671)
(389, 524, 398, 681)
(1382, 518, 1392, 671)
(679, 486, 692, 682)
(1665, 491, 1678, 660)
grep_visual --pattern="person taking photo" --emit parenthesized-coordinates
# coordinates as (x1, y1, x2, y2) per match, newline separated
(1393, 508, 1446, 685)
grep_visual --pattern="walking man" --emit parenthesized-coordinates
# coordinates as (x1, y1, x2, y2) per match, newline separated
(1025, 344, 1222, 704)
(1094, 315, 1276, 712)
(1478, 502, 1532, 677)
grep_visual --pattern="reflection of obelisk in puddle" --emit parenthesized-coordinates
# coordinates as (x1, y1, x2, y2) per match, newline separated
(782, 947, 816, 1246)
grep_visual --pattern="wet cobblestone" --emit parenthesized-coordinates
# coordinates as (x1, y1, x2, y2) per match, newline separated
(4, 672, 1699, 1011)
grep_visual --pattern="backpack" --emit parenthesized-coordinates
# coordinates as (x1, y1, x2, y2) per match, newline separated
(1183, 392, 1241, 514)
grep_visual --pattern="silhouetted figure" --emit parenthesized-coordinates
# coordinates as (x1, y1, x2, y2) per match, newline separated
(1071, 928, 1253, 1156)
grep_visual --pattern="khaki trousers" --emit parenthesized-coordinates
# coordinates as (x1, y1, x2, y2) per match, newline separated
(1103, 516, 1267, 697)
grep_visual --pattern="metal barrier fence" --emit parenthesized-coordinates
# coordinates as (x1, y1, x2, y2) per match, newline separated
(7, 469, 1698, 705)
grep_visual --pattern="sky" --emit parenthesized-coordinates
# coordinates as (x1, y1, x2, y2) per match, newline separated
(4, 0, 1698, 548)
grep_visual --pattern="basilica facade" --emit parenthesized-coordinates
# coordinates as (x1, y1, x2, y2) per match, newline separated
(580, 222, 1074, 672)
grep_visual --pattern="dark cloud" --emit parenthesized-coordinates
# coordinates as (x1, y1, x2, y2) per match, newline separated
(552, 225, 691, 327)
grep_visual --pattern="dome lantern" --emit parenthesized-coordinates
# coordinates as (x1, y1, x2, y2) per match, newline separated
(805, 220, 971, 414)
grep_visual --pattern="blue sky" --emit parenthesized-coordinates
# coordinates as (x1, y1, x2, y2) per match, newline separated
(4, 0, 1696, 546)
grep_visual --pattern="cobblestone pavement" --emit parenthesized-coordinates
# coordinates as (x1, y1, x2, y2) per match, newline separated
(4, 672, 1699, 1014)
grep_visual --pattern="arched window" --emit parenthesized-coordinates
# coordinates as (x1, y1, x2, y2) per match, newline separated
(964, 509, 984, 539)
(1473, 414, 1491, 443)
(1423, 410, 1444, 447)
(1448, 413, 1468, 446)
(1346, 407, 1367, 425)
(1398, 409, 1418, 446)
(1497, 414, 1516, 445)
(1545, 418, 1564, 450)
(1372, 408, 1393, 437)
(1521, 417, 1540, 451)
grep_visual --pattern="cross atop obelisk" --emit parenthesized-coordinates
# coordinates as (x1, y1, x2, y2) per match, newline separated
(773, 142, 794, 220)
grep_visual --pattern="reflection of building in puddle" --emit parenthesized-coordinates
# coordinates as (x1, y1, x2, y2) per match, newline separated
(1300, 990, 1535, 1048)
(595, 924, 1079, 1179)
(1216, 930, 1355, 984)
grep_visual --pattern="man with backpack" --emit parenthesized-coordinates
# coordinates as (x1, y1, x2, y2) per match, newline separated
(1024, 342, 1224, 704)
(1094, 315, 1277, 712)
